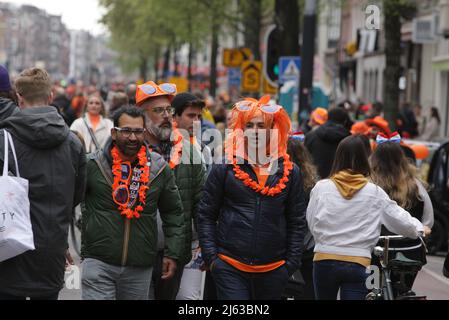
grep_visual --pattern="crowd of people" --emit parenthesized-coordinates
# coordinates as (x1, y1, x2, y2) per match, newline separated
(0, 64, 442, 301)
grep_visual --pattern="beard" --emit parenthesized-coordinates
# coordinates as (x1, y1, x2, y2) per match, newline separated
(116, 140, 143, 158)
(146, 118, 172, 142)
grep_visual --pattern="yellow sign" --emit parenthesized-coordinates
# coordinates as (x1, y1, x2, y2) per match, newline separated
(223, 48, 253, 68)
(168, 77, 189, 93)
(241, 61, 262, 93)
(263, 77, 278, 95)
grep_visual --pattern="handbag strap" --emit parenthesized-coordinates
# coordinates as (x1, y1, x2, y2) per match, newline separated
(94, 155, 113, 186)
(2, 130, 20, 178)
(83, 117, 102, 152)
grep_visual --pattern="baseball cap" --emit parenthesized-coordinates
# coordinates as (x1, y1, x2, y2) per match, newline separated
(311, 107, 328, 125)
(136, 81, 177, 106)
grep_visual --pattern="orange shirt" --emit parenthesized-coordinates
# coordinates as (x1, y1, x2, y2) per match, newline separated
(251, 165, 270, 187)
(88, 114, 101, 132)
(218, 254, 285, 273)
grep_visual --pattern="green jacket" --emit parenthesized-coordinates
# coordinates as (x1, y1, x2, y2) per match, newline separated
(153, 139, 207, 266)
(81, 140, 185, 268)
(175, 140, 207, 265)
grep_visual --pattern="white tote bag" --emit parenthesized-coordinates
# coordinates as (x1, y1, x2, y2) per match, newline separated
(0, 130, 34, 262)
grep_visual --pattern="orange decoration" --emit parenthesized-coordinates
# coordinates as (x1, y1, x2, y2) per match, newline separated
(232, 155, 294, 197)
(169, 122, 184, 170)
(111, 146, 150, 220)
(410, 144, 430, 160)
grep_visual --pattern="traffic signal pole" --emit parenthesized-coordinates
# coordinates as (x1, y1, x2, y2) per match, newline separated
(299, 0, 317, 122)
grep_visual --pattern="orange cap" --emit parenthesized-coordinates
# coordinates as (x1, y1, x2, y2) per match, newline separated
(311, 108, 328, 125)
(351, 121, 371, 135)
(136, 81, 177, 106)
(365, 116, 391, 136)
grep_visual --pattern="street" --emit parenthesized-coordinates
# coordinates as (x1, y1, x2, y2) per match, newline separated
(60, 233, 449, 300)
(414, 256, 449, 300)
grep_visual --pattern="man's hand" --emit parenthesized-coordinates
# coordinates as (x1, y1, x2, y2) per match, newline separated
(423, 226, 432, 237)
(161, 257, 177, 280)
(65, 249, 75, 270)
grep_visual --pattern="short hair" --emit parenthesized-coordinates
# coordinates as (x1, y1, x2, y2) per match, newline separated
(15, 68, 52, 105)
(330, 135, 371, 177)
(328, 107, 349, 126)
(112, 106, 146, 128)
(110, 92, 129, 114)
(174, 99, 206, 117)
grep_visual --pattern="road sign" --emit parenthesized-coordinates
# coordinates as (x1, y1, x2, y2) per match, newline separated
(228, 68, 241, 87)
(279, 56, 301, 84)
(263, 77, 278, 95)
(223, 48, 253, 68)
(168, 77, 189, 93)
(241, 61, 262, 93)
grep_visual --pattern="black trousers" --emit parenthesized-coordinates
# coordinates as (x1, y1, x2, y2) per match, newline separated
(0, 292, 59, 301)
(151, 251, 184, 300)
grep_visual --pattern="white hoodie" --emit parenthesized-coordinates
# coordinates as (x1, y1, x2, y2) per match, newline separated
(306, 180, 424, 259)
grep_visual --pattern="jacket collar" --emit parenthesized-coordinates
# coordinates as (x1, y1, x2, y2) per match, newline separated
(102, 138, 166, 180)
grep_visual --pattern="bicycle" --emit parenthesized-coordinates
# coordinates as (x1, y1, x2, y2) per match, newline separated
(366, 234, 427, 300)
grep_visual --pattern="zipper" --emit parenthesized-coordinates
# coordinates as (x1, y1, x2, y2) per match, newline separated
(121, 162, 167, 266)
(251, 196, 261, 265)
(248, 164, 261, 266)
(121, 219, 131, 266)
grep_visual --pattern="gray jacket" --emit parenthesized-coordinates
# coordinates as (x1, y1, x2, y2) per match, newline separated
(0, 97, 20, 121)
(0, 106, 87, 298)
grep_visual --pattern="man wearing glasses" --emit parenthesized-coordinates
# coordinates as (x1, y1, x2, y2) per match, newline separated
(136, 81, 206, 300)
(80, 106, 185, 300)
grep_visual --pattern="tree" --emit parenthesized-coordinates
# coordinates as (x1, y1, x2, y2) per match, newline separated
(383, 0, 416, 128)
(240, 0, 274, 60)
(100, 0, 209, 81)
(275, 0, 301, 56)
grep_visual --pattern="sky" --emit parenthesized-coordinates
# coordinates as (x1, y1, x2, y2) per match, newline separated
(7, 0, 106, 35)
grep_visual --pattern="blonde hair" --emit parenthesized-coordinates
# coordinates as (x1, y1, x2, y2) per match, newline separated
(370, 143, 423, 209)
(15, 68, 52, 105)
(84, 94, 106, 117)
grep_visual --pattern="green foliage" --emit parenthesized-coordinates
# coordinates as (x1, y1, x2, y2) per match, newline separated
(383, 0, 417, 19)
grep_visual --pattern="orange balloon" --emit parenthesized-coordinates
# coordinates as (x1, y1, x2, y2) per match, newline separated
(410, 144, 430, 160)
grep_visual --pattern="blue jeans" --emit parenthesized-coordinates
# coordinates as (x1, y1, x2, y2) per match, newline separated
(211, 258, 290, 300)
(313, 260, 369, 300)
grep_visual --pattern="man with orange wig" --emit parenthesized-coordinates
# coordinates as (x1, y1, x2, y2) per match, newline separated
(197, 96, 307, 300)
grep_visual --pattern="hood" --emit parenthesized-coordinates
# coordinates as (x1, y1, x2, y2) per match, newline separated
(0, 97, 20, 122)
(331, 170, 368, 200)
(1, 106, 70, 149)
(316, 122, 350, 143)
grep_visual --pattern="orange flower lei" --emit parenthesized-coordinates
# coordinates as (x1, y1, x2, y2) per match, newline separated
(169, 122, 184, 170)
(111, 146, 150, 219)
(232, 155, 294, 197)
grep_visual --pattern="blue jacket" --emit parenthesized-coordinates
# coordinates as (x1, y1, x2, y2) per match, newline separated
(197, 158, 307, 276)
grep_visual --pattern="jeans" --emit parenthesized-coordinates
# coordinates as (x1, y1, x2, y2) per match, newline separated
(313, 260, 369, 300)
(81, 258, 153, 300)
(211, 258, 290, 300)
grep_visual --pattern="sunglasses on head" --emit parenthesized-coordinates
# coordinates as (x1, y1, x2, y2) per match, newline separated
(140, 83, 177, 96)
(234, 99, 283, 115)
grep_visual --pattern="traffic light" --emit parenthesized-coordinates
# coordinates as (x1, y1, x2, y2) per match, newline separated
(263, 26, 281, 87)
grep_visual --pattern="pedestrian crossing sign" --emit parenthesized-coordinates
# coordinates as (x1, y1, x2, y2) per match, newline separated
(279, 57, 301, 84)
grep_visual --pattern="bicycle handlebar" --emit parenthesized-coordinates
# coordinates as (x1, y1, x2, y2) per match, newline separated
(379, 232, 425, 241)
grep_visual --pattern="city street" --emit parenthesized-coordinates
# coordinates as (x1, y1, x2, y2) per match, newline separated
(2, 0, 449, 303)
(60, 233, 449, 300)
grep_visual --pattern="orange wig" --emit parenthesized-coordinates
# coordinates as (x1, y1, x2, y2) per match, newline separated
(225, 96, 292, 163)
